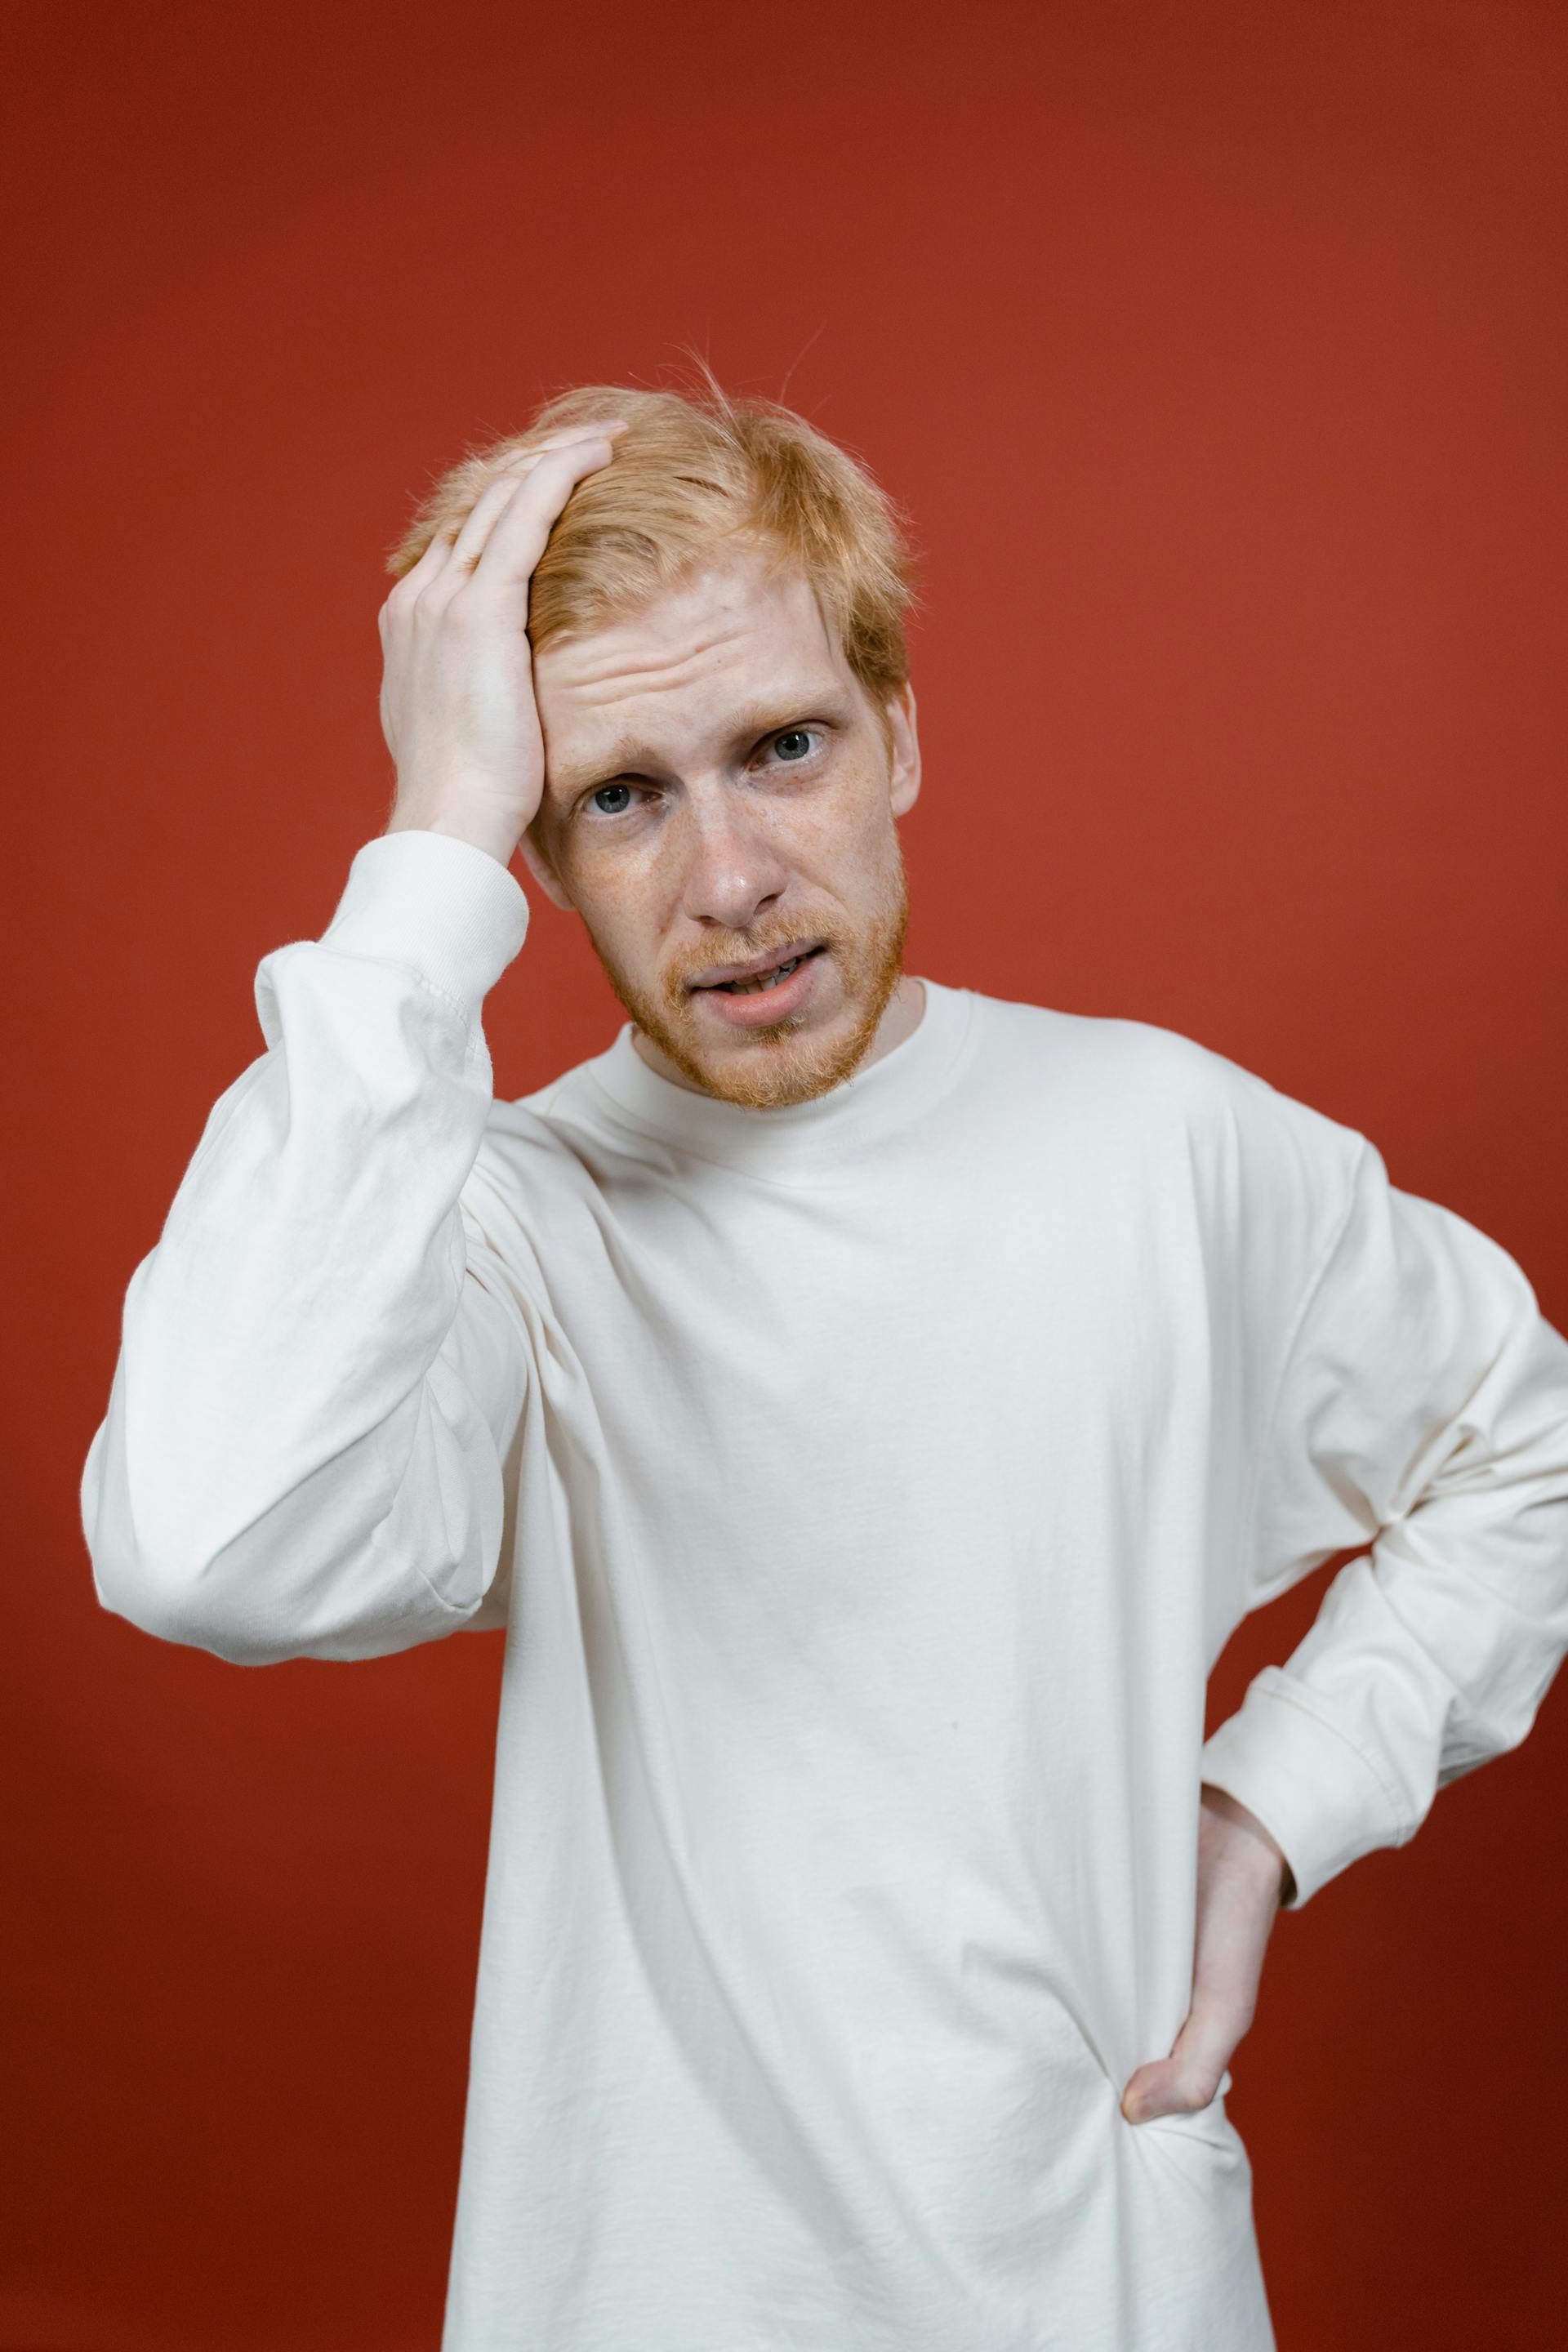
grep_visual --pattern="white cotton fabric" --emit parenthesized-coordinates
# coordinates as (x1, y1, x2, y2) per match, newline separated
(82, 828, 1568, 2350)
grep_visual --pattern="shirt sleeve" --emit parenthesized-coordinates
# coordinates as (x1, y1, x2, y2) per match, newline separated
(79, 829, 535, 1667)
(1199, 1130, 1568, 1909)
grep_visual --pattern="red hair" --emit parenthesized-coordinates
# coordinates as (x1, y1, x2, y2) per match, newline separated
(386, 372, 920, 716)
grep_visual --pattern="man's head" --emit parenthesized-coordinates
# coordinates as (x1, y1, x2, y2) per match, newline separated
(387, 379, 922, 1107)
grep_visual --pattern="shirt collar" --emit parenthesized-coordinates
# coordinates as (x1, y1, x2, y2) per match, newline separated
(569, 977, 975, 1178)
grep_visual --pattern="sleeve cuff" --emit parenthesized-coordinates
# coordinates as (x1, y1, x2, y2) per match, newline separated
(319, 830, 530, 1018)
(1199, 1667, 1408, 1909)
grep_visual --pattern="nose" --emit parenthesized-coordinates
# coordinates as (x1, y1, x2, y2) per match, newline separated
(679, 789, 791, 933)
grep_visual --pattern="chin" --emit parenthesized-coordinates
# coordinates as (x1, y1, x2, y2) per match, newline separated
(674, 1004, 890, 1110)
(597, 897, 910, 1111)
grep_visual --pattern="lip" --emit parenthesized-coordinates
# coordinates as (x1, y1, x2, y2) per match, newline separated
(688, 939, 825, 991)
(689, 944, 826, 1028)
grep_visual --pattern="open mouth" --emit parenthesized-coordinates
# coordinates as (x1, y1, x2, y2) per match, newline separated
(693, 943, 827, 997)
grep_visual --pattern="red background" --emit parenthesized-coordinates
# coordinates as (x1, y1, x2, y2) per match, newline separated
(7, 2, 1566, 2345)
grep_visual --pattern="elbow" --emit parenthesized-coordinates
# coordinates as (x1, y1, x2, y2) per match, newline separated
(82, 1418, 324, 1665)
(83, 1505, 454, 1665)
(80, 1398, 501, 1667)
(84, 1505, 482, 1672)
(86, 1529, 450, 1666)
(87, 1530, 296, 1666)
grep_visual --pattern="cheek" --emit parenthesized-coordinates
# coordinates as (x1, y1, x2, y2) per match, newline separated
(800, 769, 902, 883)
(777, 753, 894, 854)
(559, 831, 679, 956)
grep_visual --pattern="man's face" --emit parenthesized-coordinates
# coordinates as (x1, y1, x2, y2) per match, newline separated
(521, 550, 922, 1109)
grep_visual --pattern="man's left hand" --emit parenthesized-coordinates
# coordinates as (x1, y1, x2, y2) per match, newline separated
(1120, 1783, 1294, 2125)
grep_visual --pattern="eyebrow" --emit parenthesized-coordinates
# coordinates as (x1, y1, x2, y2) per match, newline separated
(547, 693, 857, 802)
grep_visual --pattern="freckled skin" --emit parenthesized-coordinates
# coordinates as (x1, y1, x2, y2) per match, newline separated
(519, 553, 924, 1109)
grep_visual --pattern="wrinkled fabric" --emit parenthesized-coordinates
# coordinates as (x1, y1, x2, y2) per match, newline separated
(82, 829, 1568, 2350)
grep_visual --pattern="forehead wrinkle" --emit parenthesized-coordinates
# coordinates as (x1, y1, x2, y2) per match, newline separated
(534, 559, 849, 808)
(546, 685, 851, 800)
(544, 615, 753, 697)
(537, 559, 832, 701)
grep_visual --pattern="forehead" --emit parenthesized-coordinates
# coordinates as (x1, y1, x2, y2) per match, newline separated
(532, 553, 852, 783)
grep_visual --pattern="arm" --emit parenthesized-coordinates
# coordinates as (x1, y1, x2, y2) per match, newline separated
(1125, 1104, 1567, 2121)
(80, 419, 628, 1665)
(1200, 1134, 1568, 1909)
(81, 833, 532, 1664)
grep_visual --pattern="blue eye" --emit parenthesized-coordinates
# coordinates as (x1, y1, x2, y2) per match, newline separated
(772, 729, 814, 761)
(592, 783, 634, 814)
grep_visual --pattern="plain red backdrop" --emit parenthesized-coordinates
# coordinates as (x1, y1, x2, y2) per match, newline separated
(5, 1, 1566, 2345)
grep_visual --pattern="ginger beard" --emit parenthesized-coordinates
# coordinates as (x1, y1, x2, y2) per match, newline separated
(586, 840, 911, 1110)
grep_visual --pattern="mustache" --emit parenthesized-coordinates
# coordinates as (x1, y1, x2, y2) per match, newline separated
(664, 922, 837, 997)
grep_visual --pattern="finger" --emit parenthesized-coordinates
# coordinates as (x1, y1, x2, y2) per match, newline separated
(459, 437, 619, 596)
(387, 519, 455, 598)
(444, 423, 630, 577)
(440, 461, 544, 580)
(488, 420, 630, 479)
(532, 418, 629, 446)
(394, 422, 629, 595)
(487, 422, 628, 477)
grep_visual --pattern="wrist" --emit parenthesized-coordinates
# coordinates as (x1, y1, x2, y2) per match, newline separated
(386, 804, 523, 870)
(1201, 1780, 1294, 1903)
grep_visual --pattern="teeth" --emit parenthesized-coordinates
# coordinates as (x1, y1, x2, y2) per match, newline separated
(723, 955, 802, 996)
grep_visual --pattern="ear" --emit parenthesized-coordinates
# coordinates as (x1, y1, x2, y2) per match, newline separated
(517, 816, 577, 912)
(884, 680, 922, 818)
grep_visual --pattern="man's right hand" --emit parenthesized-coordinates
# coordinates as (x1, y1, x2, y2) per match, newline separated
(376, 422, 625, 866)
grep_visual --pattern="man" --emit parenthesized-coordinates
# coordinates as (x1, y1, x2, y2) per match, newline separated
(82, 382, 1568, 2350)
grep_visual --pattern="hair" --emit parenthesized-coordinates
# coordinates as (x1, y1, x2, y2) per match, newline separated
(385, 369, 920, 722)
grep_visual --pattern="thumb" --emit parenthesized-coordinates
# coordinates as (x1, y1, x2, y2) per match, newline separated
(1120, 2007, 1236, 2126)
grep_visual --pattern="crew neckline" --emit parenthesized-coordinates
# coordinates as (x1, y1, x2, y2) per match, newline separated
(567, 977, 976, 1178)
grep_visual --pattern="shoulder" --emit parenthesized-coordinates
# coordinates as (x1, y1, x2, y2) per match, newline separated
(960, 988, 1296, 1114)
(962, 989, 1216, 1089)
(960, 987, 1367, 1192)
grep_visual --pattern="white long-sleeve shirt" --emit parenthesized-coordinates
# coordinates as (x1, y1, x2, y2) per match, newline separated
(82, 829, 1568, 2351)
